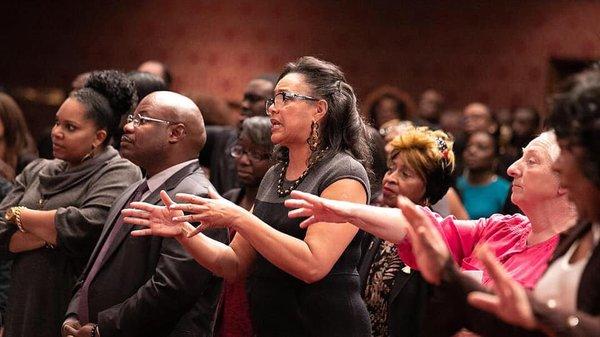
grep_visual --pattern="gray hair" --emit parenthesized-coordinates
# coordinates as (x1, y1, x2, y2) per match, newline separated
(240, 116, 273, 149)
(528, 130, 560, 163)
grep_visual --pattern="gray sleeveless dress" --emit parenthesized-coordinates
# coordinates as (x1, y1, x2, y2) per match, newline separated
(249, 151, 372, 337)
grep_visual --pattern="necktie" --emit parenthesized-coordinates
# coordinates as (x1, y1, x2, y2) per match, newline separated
(77, 180, 149, 323)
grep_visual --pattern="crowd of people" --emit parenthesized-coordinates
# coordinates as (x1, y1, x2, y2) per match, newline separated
(0, 55, 597, 337)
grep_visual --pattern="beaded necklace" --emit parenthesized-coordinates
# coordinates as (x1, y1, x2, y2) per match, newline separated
(276, 149, 327, 197)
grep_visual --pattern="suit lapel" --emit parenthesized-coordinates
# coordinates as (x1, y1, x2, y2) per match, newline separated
(98, 162, 201, 267)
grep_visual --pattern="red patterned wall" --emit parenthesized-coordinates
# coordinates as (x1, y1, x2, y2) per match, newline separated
(3, 0, 600, 116)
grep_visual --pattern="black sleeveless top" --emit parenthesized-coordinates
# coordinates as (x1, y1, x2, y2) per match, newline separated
(249, 151, 372, 337)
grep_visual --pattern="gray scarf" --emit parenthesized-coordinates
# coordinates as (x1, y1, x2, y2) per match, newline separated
(38, 146, 120, 198)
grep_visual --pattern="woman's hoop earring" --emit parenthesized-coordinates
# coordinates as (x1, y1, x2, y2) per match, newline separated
(81, 144, 97, 163)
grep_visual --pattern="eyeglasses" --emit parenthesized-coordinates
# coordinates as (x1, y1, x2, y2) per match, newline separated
(265, 91, 319, 114)
(243, 93, 267, 103)
(126, 114, 175, 127)
(230, 145, 271, 161)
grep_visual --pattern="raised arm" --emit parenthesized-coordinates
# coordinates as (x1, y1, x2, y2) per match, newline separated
(226, 178, 367, 283)
(172, 179, 370, 283)
(285, 189, 410, 243)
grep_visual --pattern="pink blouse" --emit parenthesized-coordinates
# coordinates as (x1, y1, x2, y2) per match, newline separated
(397, 207, 559, 289)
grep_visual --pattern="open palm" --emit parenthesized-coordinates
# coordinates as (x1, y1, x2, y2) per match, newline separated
(123, 190, 187, 238)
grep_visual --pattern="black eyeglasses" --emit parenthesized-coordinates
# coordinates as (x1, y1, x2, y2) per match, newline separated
(243, 93, 267, 104)
(230, 145, 271, 161)
(265, 91, 319, 114)
(126, 114, 176, 127)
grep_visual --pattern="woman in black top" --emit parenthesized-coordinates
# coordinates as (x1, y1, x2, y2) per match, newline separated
(124, 56, 372, 336)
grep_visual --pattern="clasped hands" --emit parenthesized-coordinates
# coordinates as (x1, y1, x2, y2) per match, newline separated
(61, 318, 97, 337)
(121, 187, 246, 238)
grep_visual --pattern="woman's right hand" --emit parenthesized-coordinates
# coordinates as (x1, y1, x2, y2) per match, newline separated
(285, 190, 355, 228)
(124, 190, 188, 238)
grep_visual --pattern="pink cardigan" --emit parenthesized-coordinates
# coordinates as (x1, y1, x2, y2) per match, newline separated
(397, 207, 559, 289)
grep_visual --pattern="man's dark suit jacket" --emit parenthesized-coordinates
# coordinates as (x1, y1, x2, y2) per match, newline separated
(66, 162, 228, 337)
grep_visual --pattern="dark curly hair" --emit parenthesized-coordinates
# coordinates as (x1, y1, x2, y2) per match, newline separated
(274, 56, 371, 173)
(548, 69, 600, 188)
(71, 70, 137, 146)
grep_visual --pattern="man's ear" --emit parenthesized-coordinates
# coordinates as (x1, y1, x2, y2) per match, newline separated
(168, 124, 186, 143)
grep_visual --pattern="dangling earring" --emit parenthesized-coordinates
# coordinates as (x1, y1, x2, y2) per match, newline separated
(307, 121, 319, 151)
(81, 144, 97, 162)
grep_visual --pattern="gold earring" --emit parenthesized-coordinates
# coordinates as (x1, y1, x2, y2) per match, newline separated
(307, 121, 319, 151)
(81, 144, 97, 162)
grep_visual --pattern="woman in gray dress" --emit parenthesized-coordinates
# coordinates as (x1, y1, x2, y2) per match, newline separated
(0, 70, 141, 337)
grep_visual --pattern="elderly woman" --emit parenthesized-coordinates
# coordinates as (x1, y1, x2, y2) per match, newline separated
(123, 57, 372, 336)
(359, 126, 456, 337)
(0, 70, 141, 337)
(286, 129, 577, 290)
(404, 69, 600, 337)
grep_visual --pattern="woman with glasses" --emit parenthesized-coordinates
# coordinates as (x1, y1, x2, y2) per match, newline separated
(123, 56, 372, 336)
(0, 70, 141, 337)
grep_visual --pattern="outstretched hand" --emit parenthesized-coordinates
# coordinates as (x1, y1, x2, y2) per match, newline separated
(467, 245, 537, 330)
(397, 196, 450, 285)
(285, 190, 354, 228)
(123, 190, 187, 238)
(170, 186, 247, 236)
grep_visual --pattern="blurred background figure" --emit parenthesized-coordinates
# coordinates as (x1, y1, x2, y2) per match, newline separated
(415, 88, 445, 128)
(71, 72, 92, 91)
(362, 85, 416, 133)
(0, 93, 37, 181)
(505, 107, 541, 159)
(137, 60, 173, 89)
(457, 131, 510, 219)
(439, 108, 465, 141)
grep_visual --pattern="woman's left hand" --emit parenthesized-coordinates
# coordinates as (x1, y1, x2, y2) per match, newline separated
(467, 245, 537, 330)
(170, 187, 247, 231)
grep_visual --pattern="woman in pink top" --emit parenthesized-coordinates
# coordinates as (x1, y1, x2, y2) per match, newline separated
(286, 131, 577, 289)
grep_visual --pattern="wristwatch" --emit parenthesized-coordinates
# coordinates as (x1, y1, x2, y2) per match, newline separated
(5, 206, 27, 232)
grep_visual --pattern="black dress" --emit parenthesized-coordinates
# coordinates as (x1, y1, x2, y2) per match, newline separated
(249, 152, 372, 337)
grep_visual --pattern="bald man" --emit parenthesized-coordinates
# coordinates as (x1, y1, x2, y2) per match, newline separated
(63, 92, 227, 337)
